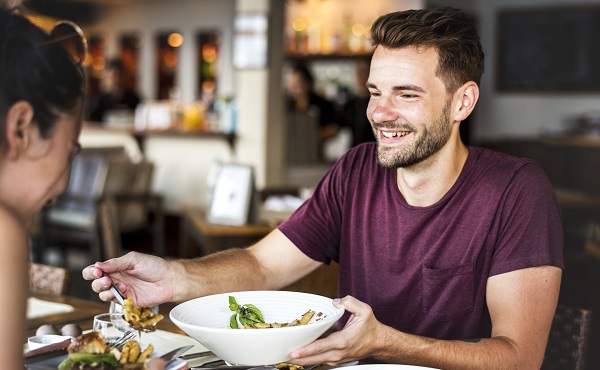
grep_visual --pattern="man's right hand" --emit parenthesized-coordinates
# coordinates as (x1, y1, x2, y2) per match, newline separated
(82, 251, 176, 307)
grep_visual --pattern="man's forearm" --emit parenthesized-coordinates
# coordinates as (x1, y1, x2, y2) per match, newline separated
(170, 248, 269, 302)
(375, 325, 540, 370)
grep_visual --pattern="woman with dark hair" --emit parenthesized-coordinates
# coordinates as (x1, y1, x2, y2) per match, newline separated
(0, 5, 87, 366)
(0, 8, 165, 367)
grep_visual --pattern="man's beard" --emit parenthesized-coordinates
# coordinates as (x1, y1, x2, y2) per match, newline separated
(374, 102, 452, 169)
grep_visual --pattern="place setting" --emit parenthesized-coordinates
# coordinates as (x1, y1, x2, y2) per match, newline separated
(24, 289, 434, 369)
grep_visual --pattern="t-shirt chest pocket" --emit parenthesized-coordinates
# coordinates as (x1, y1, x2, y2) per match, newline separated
(421, 262, 474, 321)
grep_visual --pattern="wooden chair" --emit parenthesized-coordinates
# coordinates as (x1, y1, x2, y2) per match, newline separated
(542, 305, 592, 370)
(29, 263, 69, 296)
(36, 149, 164, 264)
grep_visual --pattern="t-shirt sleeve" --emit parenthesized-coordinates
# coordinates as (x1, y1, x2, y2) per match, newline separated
(489, 162, 564, 276)
(278, 153, 352, 264)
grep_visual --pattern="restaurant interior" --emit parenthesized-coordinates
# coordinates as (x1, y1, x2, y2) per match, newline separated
(24, 0, 600, 368)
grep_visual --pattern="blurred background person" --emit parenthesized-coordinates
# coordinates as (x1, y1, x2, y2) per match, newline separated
(339, 58, 375, 147)
(285, 63, 340, 159)
(0, 5, 85, 367)
(88, 58, 141, 123)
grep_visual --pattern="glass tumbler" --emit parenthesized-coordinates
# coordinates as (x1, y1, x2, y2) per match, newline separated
(93, 312, 138, 343)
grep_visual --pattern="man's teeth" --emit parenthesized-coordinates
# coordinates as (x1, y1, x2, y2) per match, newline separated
(382, 131, 409, 138)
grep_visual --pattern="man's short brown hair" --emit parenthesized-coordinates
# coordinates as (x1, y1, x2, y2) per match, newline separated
(370, 7, 484, 93)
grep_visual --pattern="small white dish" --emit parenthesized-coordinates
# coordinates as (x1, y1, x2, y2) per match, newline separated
(27, 334, 73, 350)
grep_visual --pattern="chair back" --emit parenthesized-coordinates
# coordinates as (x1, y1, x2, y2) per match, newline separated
(104, 159, 155, 232)
(542, 305, 592, 370)
(47, 153, 110, 228)
(29, 263, 69, 296)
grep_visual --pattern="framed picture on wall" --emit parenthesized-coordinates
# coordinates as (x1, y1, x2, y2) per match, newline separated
(207, 164, 255, 226)
(233, 13, 268, 69)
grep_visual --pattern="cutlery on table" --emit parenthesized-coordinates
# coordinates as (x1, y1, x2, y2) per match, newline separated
(161, 344, 194, 369)
(109, 330, 137, 348)
(178, 350, 215, 360)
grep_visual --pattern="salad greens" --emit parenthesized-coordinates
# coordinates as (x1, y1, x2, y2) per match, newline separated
(228, 295, 265, 329)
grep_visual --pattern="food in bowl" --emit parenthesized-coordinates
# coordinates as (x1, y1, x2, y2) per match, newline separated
(229, 295, 320, 329)
(169, 290, 345, 366)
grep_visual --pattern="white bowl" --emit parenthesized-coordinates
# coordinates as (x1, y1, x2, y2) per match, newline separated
(27, 334, 73, 350)
(169, 290, 344, 366)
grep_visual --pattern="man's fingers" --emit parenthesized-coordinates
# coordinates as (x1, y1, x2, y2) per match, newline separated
(334, 295, 370, 315)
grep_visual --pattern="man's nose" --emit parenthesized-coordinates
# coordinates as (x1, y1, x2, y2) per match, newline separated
(370, 97, 397, 124)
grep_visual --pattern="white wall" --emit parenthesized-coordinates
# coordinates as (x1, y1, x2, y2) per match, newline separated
(473, 0, 600, 143)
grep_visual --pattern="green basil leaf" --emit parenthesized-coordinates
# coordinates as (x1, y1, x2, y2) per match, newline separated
(230, 313, 239, 329)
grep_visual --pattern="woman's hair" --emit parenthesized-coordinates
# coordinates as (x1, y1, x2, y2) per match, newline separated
(370, 7, 484, 93)
(0, 8, 84, 139)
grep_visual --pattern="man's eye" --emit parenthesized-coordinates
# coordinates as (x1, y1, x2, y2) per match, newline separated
(369, 91, 380, 97)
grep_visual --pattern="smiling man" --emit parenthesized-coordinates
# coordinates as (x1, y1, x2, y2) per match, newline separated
(84, 7, 563, 370)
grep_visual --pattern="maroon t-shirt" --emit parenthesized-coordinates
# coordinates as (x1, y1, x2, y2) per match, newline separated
(278, 143, 563, 340)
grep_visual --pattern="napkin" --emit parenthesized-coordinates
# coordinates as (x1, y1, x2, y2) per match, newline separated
(142, 329, 208, 354)
(142, 330, 220, 367)
(27, 297, 75, 320)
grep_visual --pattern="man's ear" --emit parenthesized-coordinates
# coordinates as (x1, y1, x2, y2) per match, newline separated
(452, 81, 479, 123)
(4, 101, 34, 159)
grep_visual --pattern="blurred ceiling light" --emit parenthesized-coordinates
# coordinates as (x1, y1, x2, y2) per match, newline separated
(167, 32, 184, 48)
(292, 18, 307, 32)
(352, 23, 365, 37)
(92, 56, 105, 71)
(164, 51, 178, 67)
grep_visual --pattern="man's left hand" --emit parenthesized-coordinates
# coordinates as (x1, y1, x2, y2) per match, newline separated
(289, 295, 386, 366)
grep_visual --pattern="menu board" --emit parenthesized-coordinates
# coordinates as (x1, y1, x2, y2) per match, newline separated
(496, 6, 600, 92)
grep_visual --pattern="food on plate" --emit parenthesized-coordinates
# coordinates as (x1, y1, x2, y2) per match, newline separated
(58, 331, 153, 370)
(123, 298, 164, 332)
(120, 340, 154, 367)
(228, 295, 320, 329)
(61, 323, 83, 337)
(36, 323, 60, 336)
(59, 331, 118, 370)
(274, 364, 305, 369)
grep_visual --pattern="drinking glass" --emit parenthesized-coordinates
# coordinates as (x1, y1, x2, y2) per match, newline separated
(93, 313, 138, 343)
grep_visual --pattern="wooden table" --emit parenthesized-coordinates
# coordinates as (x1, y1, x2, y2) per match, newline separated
(178, 207, 274, 258)
(26, 293, 108, 339)
(26, 294, 184, 339)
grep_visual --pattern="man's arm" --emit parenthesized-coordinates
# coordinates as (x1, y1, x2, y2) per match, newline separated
(171, 229, 322, 301)
(291, 265, 561, 370)
(84, 229, 322, 305)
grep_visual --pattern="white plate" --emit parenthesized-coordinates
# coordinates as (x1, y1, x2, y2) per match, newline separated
(339, 365, 439, 369)
(25, 348, 186, 370)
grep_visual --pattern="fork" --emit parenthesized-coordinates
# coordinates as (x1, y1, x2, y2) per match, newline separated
(108, 330, 137, 348)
